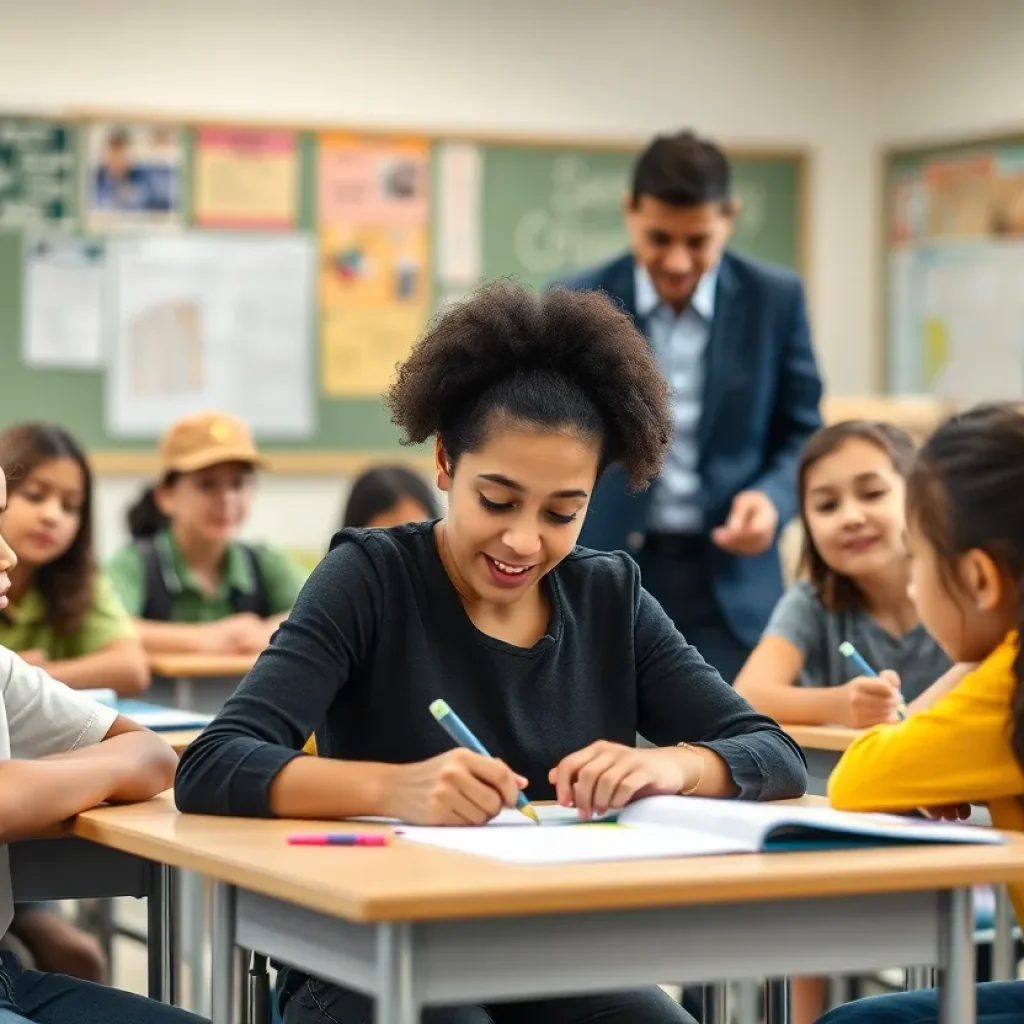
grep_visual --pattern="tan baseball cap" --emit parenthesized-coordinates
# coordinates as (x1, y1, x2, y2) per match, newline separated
(159, 412, 265, 475)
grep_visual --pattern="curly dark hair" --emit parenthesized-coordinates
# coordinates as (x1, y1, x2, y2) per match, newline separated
(386, 282, 672, 491)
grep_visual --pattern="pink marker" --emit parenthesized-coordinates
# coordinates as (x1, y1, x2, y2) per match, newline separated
(287, 833, 390, 847)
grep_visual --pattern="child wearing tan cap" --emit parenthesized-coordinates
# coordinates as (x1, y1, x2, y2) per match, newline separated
(106, 411, 306, 656)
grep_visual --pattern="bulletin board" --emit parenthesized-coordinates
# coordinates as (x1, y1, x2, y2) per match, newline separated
(0, 112, 809, 473)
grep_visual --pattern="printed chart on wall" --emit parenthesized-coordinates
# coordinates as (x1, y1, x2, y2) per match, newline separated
(105, 234, 314, 437)
(319, 134, 430, 397)
(887, 145, 1024, 402)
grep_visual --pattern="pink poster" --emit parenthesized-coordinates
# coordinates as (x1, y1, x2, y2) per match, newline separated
(319, 134, 428, 226)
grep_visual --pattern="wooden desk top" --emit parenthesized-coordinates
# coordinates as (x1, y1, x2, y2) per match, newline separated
(783, 724, 861, 752)
(160, 730, 203, 754)
(73, 792, 1024, 925)
(148, 653, 256, 679)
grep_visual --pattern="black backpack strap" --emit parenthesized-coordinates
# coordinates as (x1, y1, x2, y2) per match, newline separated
(138, 537, 175, 622)
(231, 544, 272, 618)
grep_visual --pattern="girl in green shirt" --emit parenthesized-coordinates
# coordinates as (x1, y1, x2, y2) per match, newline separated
(0, 424, 148, 695)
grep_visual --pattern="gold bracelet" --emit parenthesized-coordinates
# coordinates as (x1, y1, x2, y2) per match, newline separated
(678, 742, 704, 795)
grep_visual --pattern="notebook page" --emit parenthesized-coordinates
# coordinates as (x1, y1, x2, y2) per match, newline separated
(396, 821, 750, 864)
(619, 796, 1004, 847)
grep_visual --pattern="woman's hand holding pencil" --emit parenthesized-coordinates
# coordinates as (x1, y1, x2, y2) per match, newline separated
(382, 747, 529, 826)
(837, 672, 904, 728)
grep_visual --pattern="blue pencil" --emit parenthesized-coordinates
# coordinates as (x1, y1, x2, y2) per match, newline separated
(838, 641, 907, 720)
(429, 698, 540, 823)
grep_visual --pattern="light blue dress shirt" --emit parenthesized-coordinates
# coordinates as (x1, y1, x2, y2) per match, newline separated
(636, 263, 718, 534)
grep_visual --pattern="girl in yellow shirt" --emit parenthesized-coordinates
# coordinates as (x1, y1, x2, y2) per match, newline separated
(821, 402, 1024, 1023)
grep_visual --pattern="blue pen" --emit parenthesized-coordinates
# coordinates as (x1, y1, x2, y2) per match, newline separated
(838, 641, 907, 720)
(429, 698, 540, 823)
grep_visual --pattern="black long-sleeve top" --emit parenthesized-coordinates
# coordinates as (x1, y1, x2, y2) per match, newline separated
(175, 523, 806, 815)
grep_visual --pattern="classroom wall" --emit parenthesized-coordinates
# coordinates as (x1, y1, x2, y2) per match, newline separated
(1, 0, 879, 557)
(873, 0, 1024, 143)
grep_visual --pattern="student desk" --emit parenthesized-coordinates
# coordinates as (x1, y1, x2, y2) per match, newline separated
(73, 793, 1024, 1024)
(783, 723, 1020, 983)
(781, 724, 858, 795)
(9, 829, 175, 1004)
(162, 729, 204, 754)
(147, 653, 256, 711)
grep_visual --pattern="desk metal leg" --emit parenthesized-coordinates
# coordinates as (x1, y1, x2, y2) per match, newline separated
(211, 881, 237, 1024)
(993, 885, 1016, 981)
(376, 923, 417, 1024)
(148, 863, 177, 1004)
(939, 888, 975, 1024)
(764, 978, 789, 1024)
(174, 677, 195, 710)
(702, 983, 727, 1024)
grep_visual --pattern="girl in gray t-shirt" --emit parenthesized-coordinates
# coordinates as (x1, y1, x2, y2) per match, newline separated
(735, 420, 954, 730)
(734, 419, 960, 1024)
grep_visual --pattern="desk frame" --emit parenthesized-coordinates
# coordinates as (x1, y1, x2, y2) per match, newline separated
(210, 881, 975, 1024)
(10, 837, 175, 1004)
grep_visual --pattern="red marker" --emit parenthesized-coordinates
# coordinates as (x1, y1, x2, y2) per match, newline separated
(287, 833, 390, 847)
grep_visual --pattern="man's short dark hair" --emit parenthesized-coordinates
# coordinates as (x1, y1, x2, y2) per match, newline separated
(630, 131, 732, 207)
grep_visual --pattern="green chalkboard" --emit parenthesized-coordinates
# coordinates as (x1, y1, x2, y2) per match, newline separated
(0, 119, 807, 465)
(477, 145, 804, 290)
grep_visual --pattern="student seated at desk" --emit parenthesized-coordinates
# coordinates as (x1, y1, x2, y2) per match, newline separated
(0, 424, 152, 985)
(734, 421, 963, 1024)
(0, 468, 205, 1024)
(0, 425, 149, 695)
(735, 420, 956, 727)
(176, 282, 807, 1024)
(342, 464, 440, 529)
(107, 412, 306, 656)
(817, 404, 1024, 1022)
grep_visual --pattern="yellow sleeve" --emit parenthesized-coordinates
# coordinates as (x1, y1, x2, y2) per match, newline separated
(828, 642, 1024, 811)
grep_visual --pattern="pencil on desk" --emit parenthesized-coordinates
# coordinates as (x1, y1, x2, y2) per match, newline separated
(838, 641, 907, 720)
(429, 698, 540, 824)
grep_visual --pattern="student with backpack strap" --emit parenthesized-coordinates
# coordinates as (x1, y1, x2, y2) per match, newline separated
(107, 412, 307, 656)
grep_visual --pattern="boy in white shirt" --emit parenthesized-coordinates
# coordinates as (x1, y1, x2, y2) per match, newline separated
(0, 465, 206, 1024)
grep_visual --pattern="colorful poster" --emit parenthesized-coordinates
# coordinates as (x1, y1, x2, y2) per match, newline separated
(925, 154, 997, 238)
(318, 134, 430, 397)
(194, 127, 298, 229)
(0, 119, 76, 229)
(319, 134, 428, 225)
(85, 122, 183, 231)
(320, 223, 429, 395)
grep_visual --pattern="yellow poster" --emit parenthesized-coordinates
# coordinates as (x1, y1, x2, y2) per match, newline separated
(322, 306, 428, 397)
(194, 128, 298, 229)
(319, 204, 430, 395)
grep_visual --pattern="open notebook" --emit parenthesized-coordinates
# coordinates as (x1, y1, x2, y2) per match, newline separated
(394, 795, 1003, 865)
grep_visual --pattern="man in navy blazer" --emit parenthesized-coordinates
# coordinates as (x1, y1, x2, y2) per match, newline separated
(557, 131, 823, 683)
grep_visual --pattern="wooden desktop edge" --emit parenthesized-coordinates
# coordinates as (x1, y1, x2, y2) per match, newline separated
(70, 791, 1024, 924)
(147, 653, 256, 679)
(782, 724, 861, 752)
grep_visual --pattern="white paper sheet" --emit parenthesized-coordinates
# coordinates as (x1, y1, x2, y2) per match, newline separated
(396, 822, 748, 865)
(23, 236, 106, 368)
(435, 143, 481, 284)
(105, 234, 314, 438)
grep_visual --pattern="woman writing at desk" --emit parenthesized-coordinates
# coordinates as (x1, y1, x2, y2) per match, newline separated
(176, 282, 807, 1024)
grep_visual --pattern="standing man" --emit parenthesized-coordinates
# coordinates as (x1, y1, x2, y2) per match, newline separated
(558, 131, 823, 683)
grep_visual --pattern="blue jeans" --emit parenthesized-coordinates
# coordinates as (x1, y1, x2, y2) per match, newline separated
(818, 980, 1024, 1023)
(0, 950, 208, 1024)
(282, 976, 694, 1024)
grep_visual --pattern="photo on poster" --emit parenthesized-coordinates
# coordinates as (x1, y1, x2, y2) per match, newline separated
(85, 122, 183, 230)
